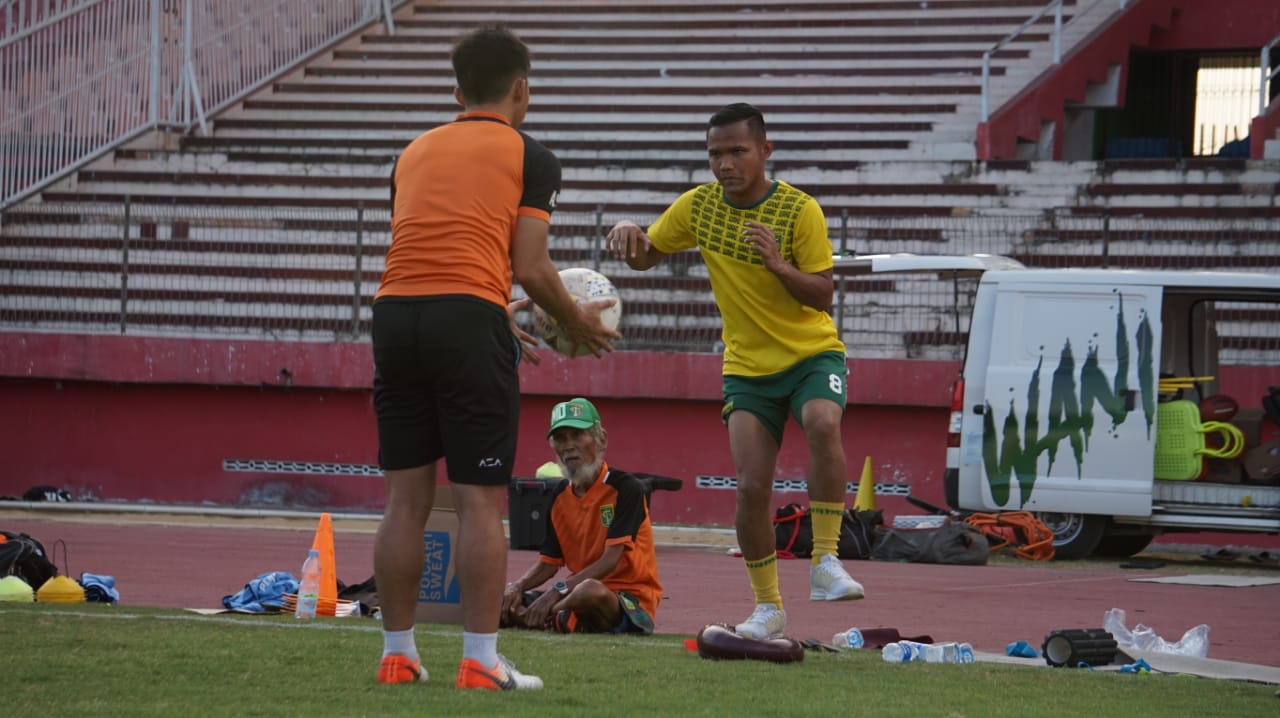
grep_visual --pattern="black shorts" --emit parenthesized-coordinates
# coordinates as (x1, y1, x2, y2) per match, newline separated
(372, 295, 520, 485)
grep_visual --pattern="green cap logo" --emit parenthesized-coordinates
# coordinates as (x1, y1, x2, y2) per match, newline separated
(547, 397, 602, 437)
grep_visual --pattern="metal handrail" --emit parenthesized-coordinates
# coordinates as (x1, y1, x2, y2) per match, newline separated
(1260, 31, 1280, 116)
(368, 0, 396, 35)
(980, 0, 1134, 123)
(1, 0, 99, 42)
(981, 0, 1063, 122)
(1, 0, 404, 209)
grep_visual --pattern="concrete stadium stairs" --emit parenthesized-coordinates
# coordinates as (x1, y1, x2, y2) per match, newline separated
(2, 0, 1279, 356)
(9, 0, 1103, 213)
(976, 0, 1181, 160)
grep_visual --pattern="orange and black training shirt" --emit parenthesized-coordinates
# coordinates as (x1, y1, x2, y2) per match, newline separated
(376, 111, 561, 307)
(539, 465, 663, 618)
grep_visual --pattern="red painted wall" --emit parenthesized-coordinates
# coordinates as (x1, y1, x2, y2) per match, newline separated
(0, 332, 958, 525)
(1148, 1, 1280, 51)
(0, 380, 953, 525)
(2, 331, 1276, 551)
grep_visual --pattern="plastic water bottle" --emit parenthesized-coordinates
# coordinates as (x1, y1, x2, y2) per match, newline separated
(931, 642, 977, 663)
(883, 640, 976, 663)
(832, 628, 865, 650)
(294, 549, 321, 619)
(882, 640, 928, 662)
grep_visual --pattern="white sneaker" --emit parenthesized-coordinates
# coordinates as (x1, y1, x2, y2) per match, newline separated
(495, 655, 544, 691)
(456, 654, 544, 691)
(810, 554, 865, 601)
(734, 603, 787, 640)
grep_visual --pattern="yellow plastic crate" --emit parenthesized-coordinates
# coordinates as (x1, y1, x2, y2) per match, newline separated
(1154, 400, 1245, 481)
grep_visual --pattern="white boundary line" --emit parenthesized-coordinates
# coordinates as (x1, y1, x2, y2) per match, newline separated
(0, 607, 688, 648)
(0, 501, 738, 547)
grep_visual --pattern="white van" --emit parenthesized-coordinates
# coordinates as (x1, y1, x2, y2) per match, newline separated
(834, 255, 1280, 559)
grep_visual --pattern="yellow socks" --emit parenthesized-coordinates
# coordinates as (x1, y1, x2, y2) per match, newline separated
(744, 553, 783, 607)
(746, 500, 846, 603)
(810, 500, 846, 564)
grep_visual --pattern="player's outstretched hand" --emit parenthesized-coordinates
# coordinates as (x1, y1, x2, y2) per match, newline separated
(606, 219, 651, 259)
(565, 297, 621, 358)
(506, 297, 542, 365)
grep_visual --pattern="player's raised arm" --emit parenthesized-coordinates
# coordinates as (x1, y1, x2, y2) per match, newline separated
(607, 219, 666, 270)
(511, 216, 619, 357)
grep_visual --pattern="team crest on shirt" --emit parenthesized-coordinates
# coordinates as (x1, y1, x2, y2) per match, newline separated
(599, 504, 614, 527)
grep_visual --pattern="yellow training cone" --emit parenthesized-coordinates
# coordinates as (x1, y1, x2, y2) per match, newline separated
(36, 575, 85, 603)
(0, 575, 34, 602)
(853, 456, 877, 512)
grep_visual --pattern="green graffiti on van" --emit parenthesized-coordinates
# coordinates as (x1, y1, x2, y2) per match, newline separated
(981, 296, 1156, 507)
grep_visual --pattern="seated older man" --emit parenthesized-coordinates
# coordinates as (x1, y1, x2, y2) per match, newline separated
(500, 397, 662, 634)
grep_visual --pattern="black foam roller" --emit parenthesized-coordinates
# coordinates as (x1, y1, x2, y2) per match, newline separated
(1042, 628, 1118, 667)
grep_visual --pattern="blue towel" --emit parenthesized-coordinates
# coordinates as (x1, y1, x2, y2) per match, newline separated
(1005, 640, 1040, 658)
(80, 572, 120, 604)
(221, 571, 299, 613)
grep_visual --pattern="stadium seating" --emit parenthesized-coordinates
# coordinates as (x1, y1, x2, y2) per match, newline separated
(2, 0, 1278, 357)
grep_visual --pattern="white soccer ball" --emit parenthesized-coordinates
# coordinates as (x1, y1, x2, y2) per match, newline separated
(531, 267, 622, 357)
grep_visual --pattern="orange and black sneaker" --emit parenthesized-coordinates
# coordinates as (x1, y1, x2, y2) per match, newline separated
(377, 653, 427, 684)
(455, 655, 544, 691)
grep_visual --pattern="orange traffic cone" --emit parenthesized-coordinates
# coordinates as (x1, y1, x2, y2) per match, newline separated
(310, 512, 339, 616)
(853, 456, 877, 512)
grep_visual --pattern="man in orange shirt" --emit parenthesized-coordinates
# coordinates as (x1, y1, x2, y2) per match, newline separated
(371, 25, 619, 692)
(500, 398, 662, 635)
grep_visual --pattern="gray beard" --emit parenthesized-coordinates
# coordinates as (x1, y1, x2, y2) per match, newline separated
(559, 456, 604, 490)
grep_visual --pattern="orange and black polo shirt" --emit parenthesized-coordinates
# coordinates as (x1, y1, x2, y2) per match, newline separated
(539, 464, 663, 618)
(376, 111, 561, 308)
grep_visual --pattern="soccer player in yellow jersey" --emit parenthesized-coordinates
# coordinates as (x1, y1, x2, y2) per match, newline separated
(607, 103, 864, 640)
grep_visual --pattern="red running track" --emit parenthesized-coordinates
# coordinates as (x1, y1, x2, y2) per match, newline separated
(4, 515, 1278, 668)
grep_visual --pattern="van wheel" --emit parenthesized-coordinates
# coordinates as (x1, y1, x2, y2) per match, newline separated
(1034, 512, 1105, 560)
(1093, 533, 1155, 558)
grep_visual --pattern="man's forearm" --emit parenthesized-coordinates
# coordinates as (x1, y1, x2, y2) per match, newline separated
(770, 265, 834, 312)
(510, 562, 559, 591)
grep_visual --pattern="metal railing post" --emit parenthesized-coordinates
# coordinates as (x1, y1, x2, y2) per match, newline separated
(1263, 45, 1270, 117)
(120, 197, 131, 334)
(382, 0, 396, 36)
(981, 51, 991, 122)
(1100, 209, 1111, 269)
(839, 209, 849, 255)
(353, 204, 365, 338)
(951, 270, 961, 345)
(169, 0, 208, 135)
(1261, 32, 1280, 117)
(593, 205, 604, 271)
(834, 209, 849, 334)
(183, 0, 208, 135)
(1052, 0, 1063, 64)
(149, 0, 160, 126)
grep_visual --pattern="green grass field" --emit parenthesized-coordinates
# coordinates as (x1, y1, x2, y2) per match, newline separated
(3, 603, 1276, 717)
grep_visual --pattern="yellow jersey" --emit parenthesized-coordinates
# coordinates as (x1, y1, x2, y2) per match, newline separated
(647, 180, 846, 376)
